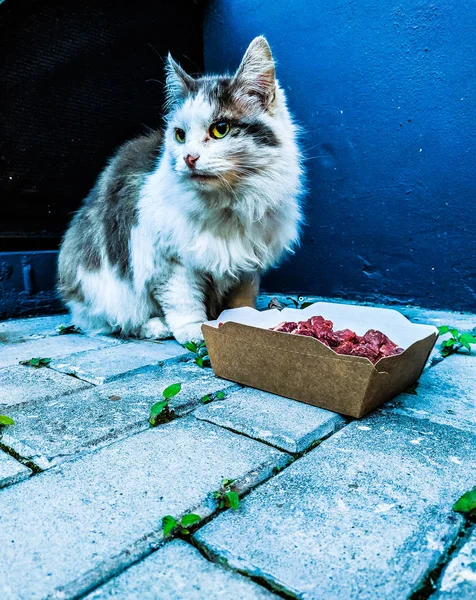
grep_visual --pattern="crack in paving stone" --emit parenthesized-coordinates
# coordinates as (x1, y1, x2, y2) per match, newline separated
(0, 418, 290, 599)
(410, 520, 476, 600)
(184, 536, 295, 599)
(46, 459, 293, 600)
(191, 536, 302, 599)
(0, 440, 42, 474)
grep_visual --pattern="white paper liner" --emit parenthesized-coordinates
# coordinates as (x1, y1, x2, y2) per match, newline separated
(205, 302, 438, 350)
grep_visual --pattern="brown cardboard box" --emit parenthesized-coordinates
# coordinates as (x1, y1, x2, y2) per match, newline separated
(202, 302, 438, 418)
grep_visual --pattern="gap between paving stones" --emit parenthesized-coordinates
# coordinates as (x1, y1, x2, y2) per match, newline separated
(0, 374, 242, 471)
(410, 520, 476, 600)
(191, 412, 475, 599)
(38, 424, 292, 600)
(45, 386, 352, 599)
(193, 412, 348, 457)
(56, 451, 300, 600)
(52, 413, 471, 600)
(0, 439, 43, 474)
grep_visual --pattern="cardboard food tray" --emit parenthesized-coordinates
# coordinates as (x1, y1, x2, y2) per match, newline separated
(202, 302, 438, 418)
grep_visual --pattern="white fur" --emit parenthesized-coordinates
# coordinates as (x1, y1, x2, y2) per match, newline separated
(66, 39, 303, 344)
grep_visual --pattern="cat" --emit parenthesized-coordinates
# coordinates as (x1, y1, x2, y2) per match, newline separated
(58, 36, 303, 345)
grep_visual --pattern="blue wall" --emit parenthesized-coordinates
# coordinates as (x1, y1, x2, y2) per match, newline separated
(203, 0, 476, 312)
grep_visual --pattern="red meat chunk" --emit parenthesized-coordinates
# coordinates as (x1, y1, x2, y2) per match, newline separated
(271, 321, 298, 333)
(334, 340, 355, 355)
(334, 328, 358, 343)
(269, 316, 402, 362)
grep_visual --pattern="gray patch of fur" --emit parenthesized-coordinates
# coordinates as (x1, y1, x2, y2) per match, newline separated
(58, 131, 162, 300)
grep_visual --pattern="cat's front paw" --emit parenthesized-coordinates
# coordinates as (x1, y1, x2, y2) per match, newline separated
(139, 318, 172, 340)
(173, 322, 204, 346)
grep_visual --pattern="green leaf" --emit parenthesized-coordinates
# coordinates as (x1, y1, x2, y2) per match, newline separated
(162, 515, 177, 536)
(162, 382, 181, 399)
(180, 528, 190, 535)
(441, 339, 457, 348)
(149, 400, 169, 426)
(453, 488, 476, 514)
(437, 326, 449, 335)
(195, 356, 203, 368)
(57, 325, 82, 335)
(215, 391, 225, 400)
(197, 345, 208, 358)
(300, 301, 313, 309)
(459, 333, 476, 346)
(222, 478, 235, 487)
(460, 339, 471, 352)
(184, 341, 197, 352)
(448, 328, 459, 338)
(20, 357, 52, 368)
(0, 415, 14, 425)
(180, 513, 201, 527)
(150, 399, 168, 417)
(201, 394, 212, 404)
(225, 491, 240, 510)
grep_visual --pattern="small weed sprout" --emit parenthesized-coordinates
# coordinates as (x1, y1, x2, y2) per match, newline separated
(184, 341, 210, 368)
(212, 478, 240, 510)
(269, 296, 313, 310)
(162, 513, 201, 536)
(200, 390, 226, 404)
(438, 326, 476, 357)
(453, 487, 476, 515)
(57, 325, 82, 335)
(19, 357, 52, 368)
(0, 415, 14, 426)
(149, 383, 181, 427)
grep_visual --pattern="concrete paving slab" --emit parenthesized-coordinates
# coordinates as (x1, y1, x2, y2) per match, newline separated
(0, 364, 92, 407)
(0, 314, 68, 344)
(0, 417, 289, 600)
(385, 354, 476, 433)
(194, 412, 475, 600)
(0, 449, 30, 488)
(50, 340, 190, 384)
(0, 334, 120, 369)
(85, 539, 276, 599)
(1, 361, 240, 468)
(195, 387, 346, 453)
(432, 530, 476, 599)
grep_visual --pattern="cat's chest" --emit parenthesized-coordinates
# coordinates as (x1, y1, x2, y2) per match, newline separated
(179, 226, 269, 277)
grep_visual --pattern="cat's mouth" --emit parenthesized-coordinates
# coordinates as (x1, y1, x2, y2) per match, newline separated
(189, 172, 220, 183)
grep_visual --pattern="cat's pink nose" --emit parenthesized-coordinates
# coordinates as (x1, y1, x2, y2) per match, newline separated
(184, 154, 200, 169)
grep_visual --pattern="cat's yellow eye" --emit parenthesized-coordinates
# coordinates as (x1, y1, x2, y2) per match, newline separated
(210, 122, 230, 139)
(174, 128, 186, 143)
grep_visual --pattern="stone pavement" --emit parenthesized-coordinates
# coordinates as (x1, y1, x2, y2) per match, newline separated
(0, 299, 474, 599)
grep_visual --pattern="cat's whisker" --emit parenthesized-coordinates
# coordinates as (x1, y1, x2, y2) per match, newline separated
(302, 155, 327, 162)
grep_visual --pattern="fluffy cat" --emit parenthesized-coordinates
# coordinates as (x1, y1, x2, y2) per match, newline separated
(58, 36, 303, 344)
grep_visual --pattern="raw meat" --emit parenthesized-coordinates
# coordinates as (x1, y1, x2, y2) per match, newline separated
(270, 317, 403, 363)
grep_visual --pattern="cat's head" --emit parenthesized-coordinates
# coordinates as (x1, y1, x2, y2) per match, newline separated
(164, 36, 295, 192)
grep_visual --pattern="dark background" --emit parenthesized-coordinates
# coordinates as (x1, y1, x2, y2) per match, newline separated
(205, 0, 476, 312)
(0, 0, 203, 251)
(1, 0, 475, 316)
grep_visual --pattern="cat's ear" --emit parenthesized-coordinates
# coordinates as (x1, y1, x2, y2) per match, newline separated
(232, 37, 276, 108)
(165, 54, 195, 108)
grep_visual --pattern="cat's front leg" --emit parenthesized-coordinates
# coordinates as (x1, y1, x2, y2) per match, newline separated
(154, 264, 208, 345)
(224, 273, 260, 309)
